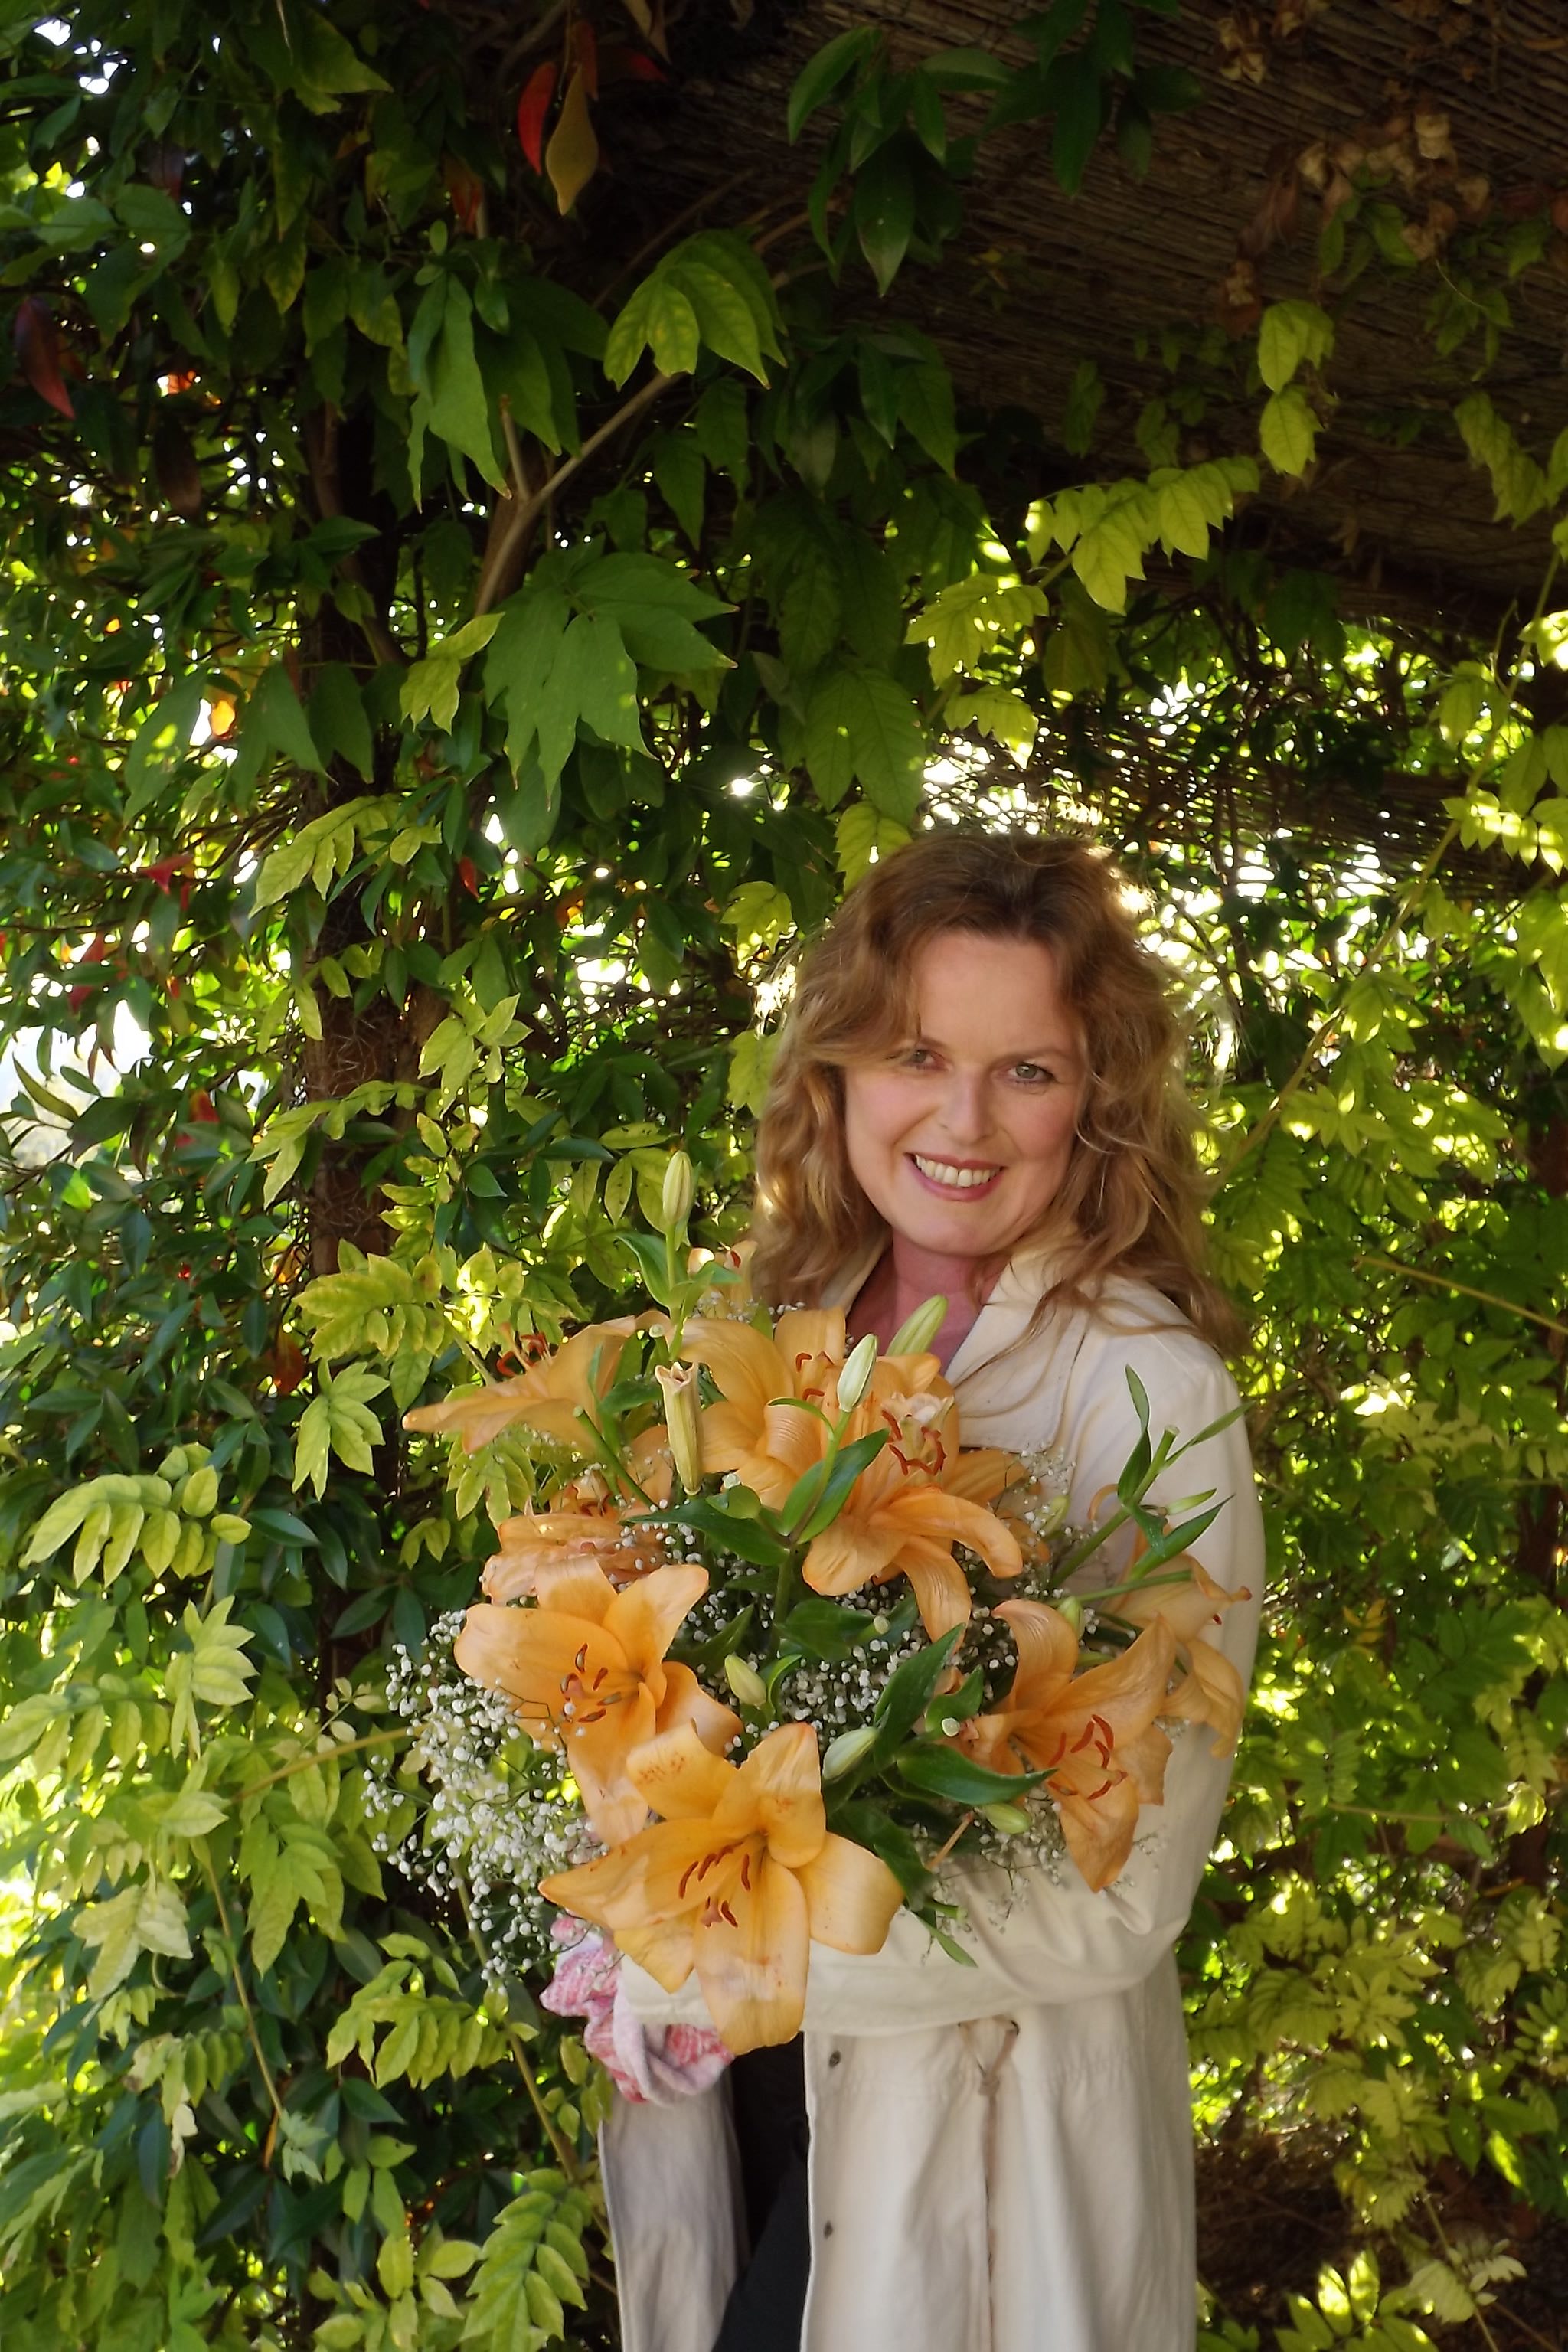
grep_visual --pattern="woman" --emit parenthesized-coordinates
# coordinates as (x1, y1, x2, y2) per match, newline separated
(604, 829, 1264, 2352)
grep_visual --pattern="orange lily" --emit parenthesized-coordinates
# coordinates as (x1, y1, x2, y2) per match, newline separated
(681, 1318, 1019, 1638)
(454, 1562, 740, 1846)
(482, 1483, 670, 1601)
(681, 1308, 854, 1502)
(403, 1319, 636, 1452)
(540, 1721, 903, 2054)
(801, 1379, 1024, 1639)
(1101, 1557, 1251, 1754)
(957, 1599, 1178, 1892)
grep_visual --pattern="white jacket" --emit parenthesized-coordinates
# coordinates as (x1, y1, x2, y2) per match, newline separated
(603, 1245, 1266, 2352)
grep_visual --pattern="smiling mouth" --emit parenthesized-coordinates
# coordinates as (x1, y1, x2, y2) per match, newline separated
(910, 1154, 1003, 1192)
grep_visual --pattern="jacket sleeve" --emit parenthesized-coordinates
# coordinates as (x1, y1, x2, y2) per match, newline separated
(622, 1325, 1266, 2039)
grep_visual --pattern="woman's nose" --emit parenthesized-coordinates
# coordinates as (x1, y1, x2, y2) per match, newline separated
(938, 1072, 991, 1144)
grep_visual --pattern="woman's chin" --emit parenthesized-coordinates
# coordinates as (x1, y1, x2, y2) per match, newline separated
(887, 1188, 1014, 1259)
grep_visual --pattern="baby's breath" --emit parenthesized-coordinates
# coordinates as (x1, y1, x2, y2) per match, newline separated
(368, 1609, 597, 1984)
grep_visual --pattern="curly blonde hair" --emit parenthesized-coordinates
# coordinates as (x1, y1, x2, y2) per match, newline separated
(748, 826, 1241, 1355)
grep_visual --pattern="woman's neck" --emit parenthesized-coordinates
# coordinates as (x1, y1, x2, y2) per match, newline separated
(845, 1237, 1003, 1370)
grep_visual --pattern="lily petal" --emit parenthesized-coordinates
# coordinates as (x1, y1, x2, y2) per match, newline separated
(635, 1825, 748, 1920)
(1110, 1720, 1174, 1803)
(692, 1851, 810, 2055)
(720, 1721, 824, 1868)
(615, 1916, 697, 1993)
(525, 1557, 619, 1623)
(1054, 1768, 1143, 1894)
(995, 1598, 1080, 1707)
(453, 1602, 623, 1723)
(774, 1308, 848, 1380)
(505, 1396, 594, 1447)
(1165, 1643, 1247, 1755)
(655, 1661, 743, 1758)
(890, 1486, 1024, 1580)
(603, 1563, 709, 1681)
(628, 1423, 675, 1504)
(566, 1688, 661, 1844)
(795, 1832, 903, 1955)
(628, 1721, 737, 1821)
(552, 1322, 633, 1411)
(540, 1818, 682, 1927)
(698, 1399, 766, 1474)
(1059, 1618, 1178, 1741)
(802, 1519, 905, 1596)
(941, 1446, 1023, 1504)
(889, 1534, 974, 1640)
(682, 1318, 786, 1422)
(955, 1710, 1032, 1775)
(403, 1379, 537, 1452)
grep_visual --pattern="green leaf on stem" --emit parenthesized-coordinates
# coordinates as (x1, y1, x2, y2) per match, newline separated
(781, 1598, 883, 1660)
(871, 1625, 962, 1749)
(791, 1428, 890, 1541)
(788, 26, 881, 142)
(827, 1798, 932, 1900)
(896, 1746, 1047, 1807)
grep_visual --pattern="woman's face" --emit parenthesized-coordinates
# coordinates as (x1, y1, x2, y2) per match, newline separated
(842, 929, 1087, 1262)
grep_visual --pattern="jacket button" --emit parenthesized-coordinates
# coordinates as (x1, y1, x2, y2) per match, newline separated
(827, 2050, 841, 2066)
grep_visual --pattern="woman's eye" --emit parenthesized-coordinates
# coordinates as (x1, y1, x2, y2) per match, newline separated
(899, 1046, 935, 1069)
(1013, 1062, 1057, 1085)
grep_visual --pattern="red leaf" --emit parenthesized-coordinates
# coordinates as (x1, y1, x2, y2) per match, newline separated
(517, 62, 559, 172)
(600, 44, 667, 82)
(571, 19, 599, 98)
(189, 1090, 218, 1123)
(456, 856, 479, 897)
(144, 145, 184, 198)
(444, 157, 484, 234)
(14, 297, 74, 420)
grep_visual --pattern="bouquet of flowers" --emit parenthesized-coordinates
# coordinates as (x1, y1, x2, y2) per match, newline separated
(387, 1155, 1247, 2060)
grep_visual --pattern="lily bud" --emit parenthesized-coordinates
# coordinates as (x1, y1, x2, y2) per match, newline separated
(835, 1331, 878, 1412)
(659, 1149, 694, 1233)
(887, 1294, 947, 1357)
(821, 1724, 877, 1781)
(1054, 1593, 1084, 1634)
(655, 1362, 704, 1494)
(723, 1653, 768, 1709)
(1034, 1492, 1070, 1540)
(982, 1801, 1031, 1834)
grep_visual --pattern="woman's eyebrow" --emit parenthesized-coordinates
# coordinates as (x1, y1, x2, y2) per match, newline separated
(910, 1031, 1083, 1063)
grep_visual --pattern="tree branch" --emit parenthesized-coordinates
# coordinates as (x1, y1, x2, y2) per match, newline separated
(474, 371, 675, 617)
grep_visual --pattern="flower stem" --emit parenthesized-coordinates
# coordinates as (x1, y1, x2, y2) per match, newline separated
(454, 1868, 580, 2183)
(772, 1548, 802, 1645)
(239, 1725, 408, 1798)
(573, 1405, 654, 1506)
(1088, 1565, 1206, 1609)
(929, 1810, 975, 1870)
(196, 1840, 285, 2148)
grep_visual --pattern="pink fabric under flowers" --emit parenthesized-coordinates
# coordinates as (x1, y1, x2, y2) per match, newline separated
(541, 1919, 732, 2105)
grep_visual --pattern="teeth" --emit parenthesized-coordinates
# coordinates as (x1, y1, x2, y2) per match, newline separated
(912, 1155, 999, 1190)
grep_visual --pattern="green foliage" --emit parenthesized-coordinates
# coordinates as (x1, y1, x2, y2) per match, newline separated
(1, 2, 1566, 2346)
